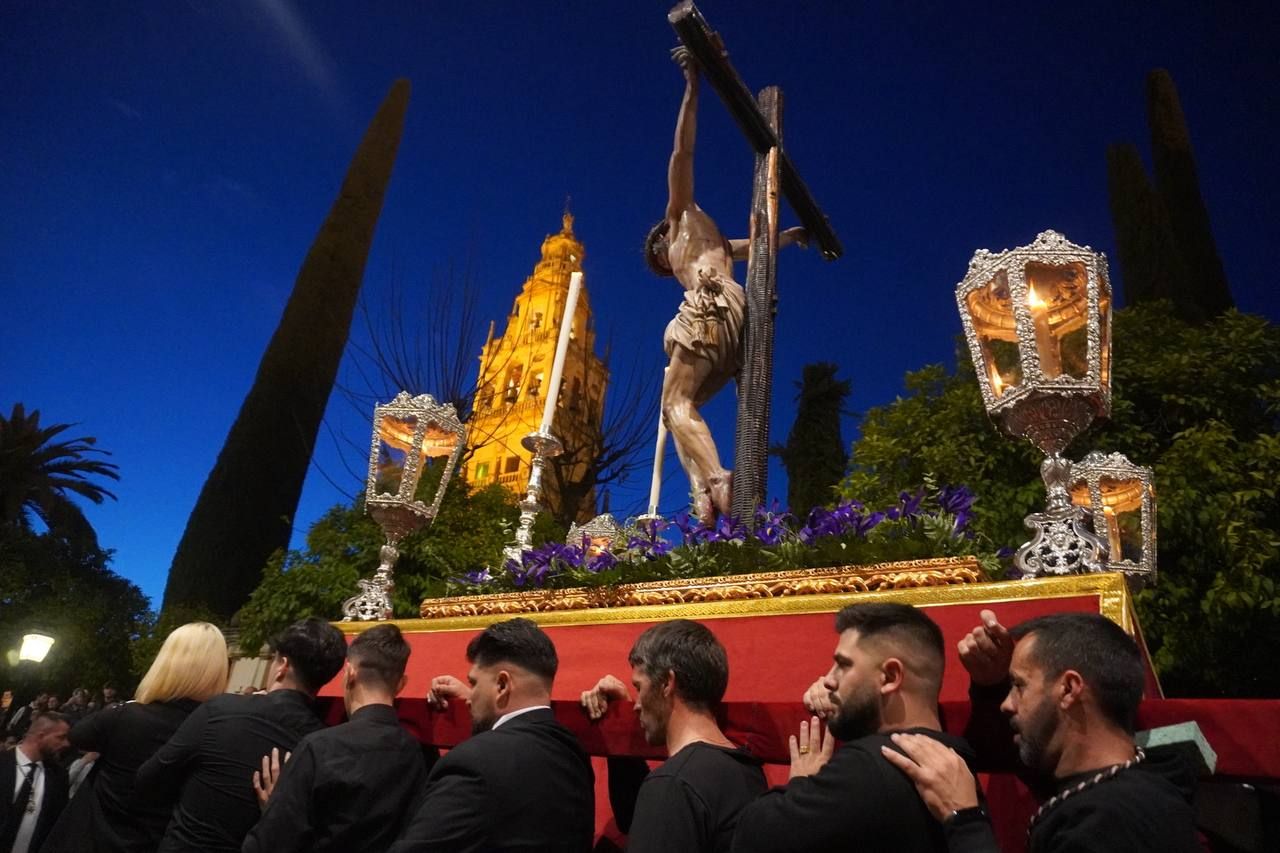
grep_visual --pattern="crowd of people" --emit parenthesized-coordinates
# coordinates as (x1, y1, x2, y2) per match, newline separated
(1, 604, 1201, 853)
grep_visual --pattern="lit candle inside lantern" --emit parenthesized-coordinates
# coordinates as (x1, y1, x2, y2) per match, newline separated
(990, 366, 1005, 396)
(1102, 505, 1122, 562)
(1026, 284, 1061, 376)
(648, 409, 668, 516)
(539, 271, 583, 434)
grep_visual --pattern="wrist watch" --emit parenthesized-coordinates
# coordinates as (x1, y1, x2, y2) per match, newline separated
(945, 805, 988, 827)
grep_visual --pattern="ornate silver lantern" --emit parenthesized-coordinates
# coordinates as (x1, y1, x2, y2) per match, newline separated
(567, 512, 626, 557)
(1069, 451, 1157, 587)
(342, 392, 467, 621)
(956, 230, 1114, 578)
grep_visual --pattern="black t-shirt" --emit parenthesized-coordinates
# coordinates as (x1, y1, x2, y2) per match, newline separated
(627, 742, 766, 853)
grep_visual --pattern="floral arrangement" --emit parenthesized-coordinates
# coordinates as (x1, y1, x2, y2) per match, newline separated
(450, 480, 1005, 595)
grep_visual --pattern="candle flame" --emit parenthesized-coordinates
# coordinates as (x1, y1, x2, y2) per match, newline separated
(1026, 283, 1047, 310)
(990, 368, 1004, 395)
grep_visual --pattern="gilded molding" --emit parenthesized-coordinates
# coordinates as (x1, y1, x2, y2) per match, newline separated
(338, 570, 1132, 635)
(418, 556, 982, 620)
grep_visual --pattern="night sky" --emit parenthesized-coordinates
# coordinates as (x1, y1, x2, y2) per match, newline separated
(4, 1, 1278, 609)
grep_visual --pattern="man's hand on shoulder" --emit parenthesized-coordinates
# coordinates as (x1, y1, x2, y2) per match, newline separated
(580, 674, 629, 721)
(252, 747, 291, 812)
(880, 733, 979, 824)
(957, 609, 1013, 686)
(426, 675, 471, 711)
(789, 716, 835, 780)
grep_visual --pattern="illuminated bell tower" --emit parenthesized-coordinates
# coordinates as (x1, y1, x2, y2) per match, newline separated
(464, 211, 608, 522)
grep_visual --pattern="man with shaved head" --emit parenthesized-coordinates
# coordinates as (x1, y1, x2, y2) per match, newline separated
(732, 603, 972, 852)
(1, 712, 71, 853)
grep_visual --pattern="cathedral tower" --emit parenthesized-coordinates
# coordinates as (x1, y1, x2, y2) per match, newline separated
(464, 211, 608, 522)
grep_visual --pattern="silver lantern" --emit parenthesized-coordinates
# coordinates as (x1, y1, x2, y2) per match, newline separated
(1070, 451, 1158, 588)
(956, 230, 1114, 579)
(341, 392, 467, 621)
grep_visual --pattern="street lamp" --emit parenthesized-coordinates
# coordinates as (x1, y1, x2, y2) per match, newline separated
(19, 633, 55, 663)
(1069, 451, 1158, 587)
(341, 392, 467, 621)
(956, 230, 1114, 578)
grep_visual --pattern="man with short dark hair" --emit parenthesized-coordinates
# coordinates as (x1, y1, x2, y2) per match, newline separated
(392, 618, 594, 852)
(732, 603, 973, 852)
(138, 617, 346, 853)
(242, 624, 426, 853)
(581, 619, 766, 853)
(882, 610, 1200, 852)
(0, 711, 71, 853)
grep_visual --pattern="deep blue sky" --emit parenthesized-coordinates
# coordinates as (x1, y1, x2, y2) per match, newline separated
(4, 1, 1278, 610)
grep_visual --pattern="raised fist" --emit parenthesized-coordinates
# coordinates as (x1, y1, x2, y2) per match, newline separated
(957, 609, 1014, 687)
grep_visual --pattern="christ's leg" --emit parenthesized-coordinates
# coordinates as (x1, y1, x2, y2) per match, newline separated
(663, 347, 729, 521)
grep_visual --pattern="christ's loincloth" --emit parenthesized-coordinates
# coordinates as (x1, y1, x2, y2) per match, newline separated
(663, 271, 745, 379)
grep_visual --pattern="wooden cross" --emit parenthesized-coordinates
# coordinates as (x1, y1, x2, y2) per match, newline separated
(669, 1, 843, 522)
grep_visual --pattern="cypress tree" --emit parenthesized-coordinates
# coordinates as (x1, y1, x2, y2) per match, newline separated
(1145, 69, 1234, 316)
(1105, 142, 1195, 317)
(163, 80, 411, 618)
(771, 363, 851, 520)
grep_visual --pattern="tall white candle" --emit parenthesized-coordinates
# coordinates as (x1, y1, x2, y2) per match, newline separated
(647, 412, 668, 515)
(539, 271, 583, 433)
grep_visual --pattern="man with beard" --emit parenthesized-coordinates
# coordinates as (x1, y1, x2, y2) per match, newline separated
(580, 619, 766, 852)
(881, 611, 1200, 852)
(390, 618, 594, 852)
(731, 603, 974, 853)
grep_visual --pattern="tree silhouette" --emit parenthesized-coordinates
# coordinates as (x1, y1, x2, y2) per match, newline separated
(163, 80, 410, 618)
(771, 363, 851, 520)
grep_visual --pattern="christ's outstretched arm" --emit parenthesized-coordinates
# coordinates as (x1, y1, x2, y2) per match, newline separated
(666, 47, 698, 224)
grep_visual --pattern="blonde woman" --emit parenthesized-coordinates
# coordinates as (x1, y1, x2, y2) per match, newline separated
(43, 622, 228, 853)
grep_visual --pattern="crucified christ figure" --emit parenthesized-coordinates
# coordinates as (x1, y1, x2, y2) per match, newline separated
(645, 47, 806, 522)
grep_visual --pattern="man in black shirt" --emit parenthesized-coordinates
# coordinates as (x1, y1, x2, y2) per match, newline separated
(137, 617, 346, 853)
(882, 610, 1200, 853)
(732, 603, 973, 853)
(581, 619, 766, 853)
(391, 618, 594, 852)
(242, 623, 426, 852)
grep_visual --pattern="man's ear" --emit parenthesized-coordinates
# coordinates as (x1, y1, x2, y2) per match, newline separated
(495, 669, 512, 702)
(662, 670, 677, 699)
(1059, 670, 1085, 710)
(395, 673, 408, 697)
(273, 655, 291, 684)
(880, 658, 905, 696)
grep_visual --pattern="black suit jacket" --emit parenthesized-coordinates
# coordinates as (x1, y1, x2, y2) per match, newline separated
(1, 748, 70, 853)
(391, 707, 595, 852)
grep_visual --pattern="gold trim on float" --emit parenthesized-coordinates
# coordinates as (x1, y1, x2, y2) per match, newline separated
(337, 564, 1132, 636)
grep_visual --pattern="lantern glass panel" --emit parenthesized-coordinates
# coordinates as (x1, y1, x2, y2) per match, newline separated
(1100, 475, 1144, 563)
(965, 271, 1021, 397)
(1024, 261, 1089, 380)
(375, 413, 418, 496)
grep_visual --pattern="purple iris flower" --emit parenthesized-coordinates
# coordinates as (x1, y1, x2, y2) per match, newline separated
(587, 550, 619, 573)
(671, 511, 704, 546)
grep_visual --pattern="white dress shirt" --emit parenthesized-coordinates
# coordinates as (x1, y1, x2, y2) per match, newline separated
(490, 704, 551, 730)
(11, 745, 44, 853)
